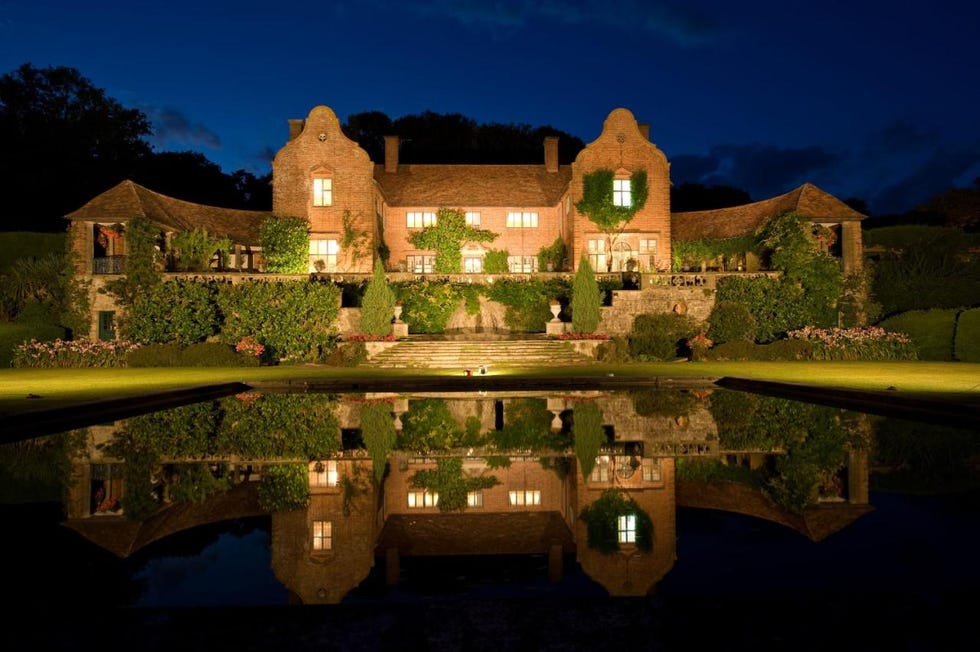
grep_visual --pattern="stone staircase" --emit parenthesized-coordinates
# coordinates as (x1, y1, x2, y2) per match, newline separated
(364, 337, 596, 369)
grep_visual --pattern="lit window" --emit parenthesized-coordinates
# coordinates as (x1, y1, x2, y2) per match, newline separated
(467, 490, 484, 507)
(506, 211, 538, 228)
(463, 256, 483, 273)
(587, 239, 606, 271)
(508, 490, 541, 506)
(642, 459, 661, 482)
(613, 179, 631, 207)
(313, 178, 333, 207)
(407, 212, 437, 228)
(465, 211, 481, 226)
(309, 460, 338, 487)
(309, 238, 339, 272)
(639, 239, 657, 254)
(590, 456, 610, 483)
(407, 490, 439, 508)
(618, 514, 636, 544)
(312, 520, 332, 551)
(507, 256, 537, 273)
(406, 255, 435, 273)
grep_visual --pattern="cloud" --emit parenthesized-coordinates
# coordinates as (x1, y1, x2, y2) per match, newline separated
(670, 144, 839, 199)
(146, 106, 222, 150)
(871, 141, 980, 215)
(393, 0, 718, 45)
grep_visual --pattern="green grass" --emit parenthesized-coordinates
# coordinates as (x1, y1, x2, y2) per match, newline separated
(1, 361, 978, 418)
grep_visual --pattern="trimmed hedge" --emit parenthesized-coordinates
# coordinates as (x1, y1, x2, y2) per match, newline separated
(953, 308, 980, 362)
(628, 312, 700, 361)
(878, 309, 958, 361)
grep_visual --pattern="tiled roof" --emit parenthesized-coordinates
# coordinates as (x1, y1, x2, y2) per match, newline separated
(671, 183, 866, 242)
(65, 180, 271, 245)
(375, 164, 572, 207)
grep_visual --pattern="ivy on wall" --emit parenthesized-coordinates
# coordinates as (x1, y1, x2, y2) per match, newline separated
(408, 208, 498, 273)
(260, 216, 309, 274)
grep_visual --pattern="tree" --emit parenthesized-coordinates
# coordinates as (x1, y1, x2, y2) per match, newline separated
(360, 258, 395, 336)
(575, 169, 648, 271)
(407, 208, 497, 273)
(260, 216, 309, 273)
(0, 63, 152, 231)
(571, 255, 601, 333)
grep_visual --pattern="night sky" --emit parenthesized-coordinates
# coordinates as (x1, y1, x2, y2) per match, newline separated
(3, 0, 978, 215)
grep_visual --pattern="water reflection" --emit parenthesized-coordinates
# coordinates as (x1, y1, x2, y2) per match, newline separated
(3, 388, 977, 608)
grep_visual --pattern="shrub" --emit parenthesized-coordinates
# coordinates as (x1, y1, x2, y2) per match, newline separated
(122, 278, 220, 345)
(537, 236, 567, 272)
(628, 312, 700, 360)
(483, 249, 509, 273)
(126, 343, 183, 367)
(324, 341, 367, 367)
(12, 338, 140, 368)
(360, 258, 395, 337)
(706, 300, 756, 344)
(787, 326, 916, 361)
(0, 322, 65, 367)
(595, 335, 630, 363)
(954, 308, 980, 362)
(180, 342, 255, 367)
(571, 255, 601, 333)
(260, 216, 310, 274)
(878, 309, 958, 361)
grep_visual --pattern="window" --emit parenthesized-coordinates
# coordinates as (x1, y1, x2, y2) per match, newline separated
(465, 211, 481, 226)
(312, 520, 332, 551)
(467, 490, 484, 507)
(506, 211, 538, 228)
(406, 255, 435, 273)
(613, 178, 631, 207)
(587, 239, 606, 271)
(638, 239, 657, 254)
(408, 490, 439, 508)
(407, 211, 437, 228)
(463, 256, 483, 273)
(618, 514, 636, 544)
(309, 238, 339, 272)
(507, 256, 537, 273)
(590, 456, 610, 483)
(97, 311, 115, 341)
(313, 177, 332, 207)
(509, 490, 541, 506)
(642, 459, 661, 482)
(309, 460, 338, 487)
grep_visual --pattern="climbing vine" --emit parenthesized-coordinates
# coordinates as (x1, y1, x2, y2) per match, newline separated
(575, 168, 648, 271)
(408, 208, 498, 273)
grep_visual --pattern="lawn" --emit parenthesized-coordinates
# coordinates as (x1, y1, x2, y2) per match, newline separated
(2, 360, 978, 418)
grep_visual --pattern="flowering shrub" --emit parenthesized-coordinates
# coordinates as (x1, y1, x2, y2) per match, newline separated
(687, 332, 714, 361)
(556, 332, 610, 340)
(343, 333, 397, 342)
(787, 326, 916, 361)
(235, 336, 266, 357)
(12, 338, 141, 368)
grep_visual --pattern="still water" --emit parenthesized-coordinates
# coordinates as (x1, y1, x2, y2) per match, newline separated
(2, 387, 977, 648)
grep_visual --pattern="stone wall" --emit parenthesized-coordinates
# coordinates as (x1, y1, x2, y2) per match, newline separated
(599, 286, 716, 336)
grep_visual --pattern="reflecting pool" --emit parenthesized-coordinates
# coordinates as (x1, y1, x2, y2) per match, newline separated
(3, 387, 977, 648)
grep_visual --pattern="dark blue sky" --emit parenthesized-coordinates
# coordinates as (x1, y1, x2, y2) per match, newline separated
(3, 0, 978, 214)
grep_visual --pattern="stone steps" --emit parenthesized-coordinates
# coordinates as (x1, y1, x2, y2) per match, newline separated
(364, 338, 595, 369)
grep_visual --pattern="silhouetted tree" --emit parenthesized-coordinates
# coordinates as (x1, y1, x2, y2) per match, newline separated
(0, 63, 152, 231)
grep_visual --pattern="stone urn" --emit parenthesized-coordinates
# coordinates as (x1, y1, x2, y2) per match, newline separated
(393, 303, 403, 323)
(549, 301, 561, 322)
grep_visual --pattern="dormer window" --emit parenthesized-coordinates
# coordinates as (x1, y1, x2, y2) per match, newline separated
(312, 177, 333, 207)
(613, 178, 632, 207)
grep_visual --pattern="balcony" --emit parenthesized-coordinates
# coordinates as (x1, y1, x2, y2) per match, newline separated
(93, 256, 125, 274)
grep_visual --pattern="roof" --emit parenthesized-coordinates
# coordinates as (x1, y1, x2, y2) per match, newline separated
(65, 180, 271, 245)
(375, 164, 572, 207)
(671, 182, 866, 242)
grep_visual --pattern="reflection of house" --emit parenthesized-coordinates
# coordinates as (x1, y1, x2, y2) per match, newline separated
(65, 105, 865, 339)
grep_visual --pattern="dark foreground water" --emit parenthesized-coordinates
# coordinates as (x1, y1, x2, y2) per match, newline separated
(2, 387, 977, 650)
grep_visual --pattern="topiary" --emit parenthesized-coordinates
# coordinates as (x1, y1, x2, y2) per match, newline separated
(706, 300, 757, 344)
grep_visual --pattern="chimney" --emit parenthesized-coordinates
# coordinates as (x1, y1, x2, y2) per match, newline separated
(638, 123, 650, 141)
(544, 136, 559, 173)
(288, 119, 305, 141)
(384, 135, 400, 172)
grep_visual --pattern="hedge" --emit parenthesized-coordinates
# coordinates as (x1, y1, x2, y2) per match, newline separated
(878, 309, 958, 361)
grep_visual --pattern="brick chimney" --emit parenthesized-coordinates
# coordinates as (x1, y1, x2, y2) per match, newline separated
(638, 123, 650, 141)
(288, 119, 305, 141)
(544, 136, 559, 173)
(384, 135, 400, 172)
